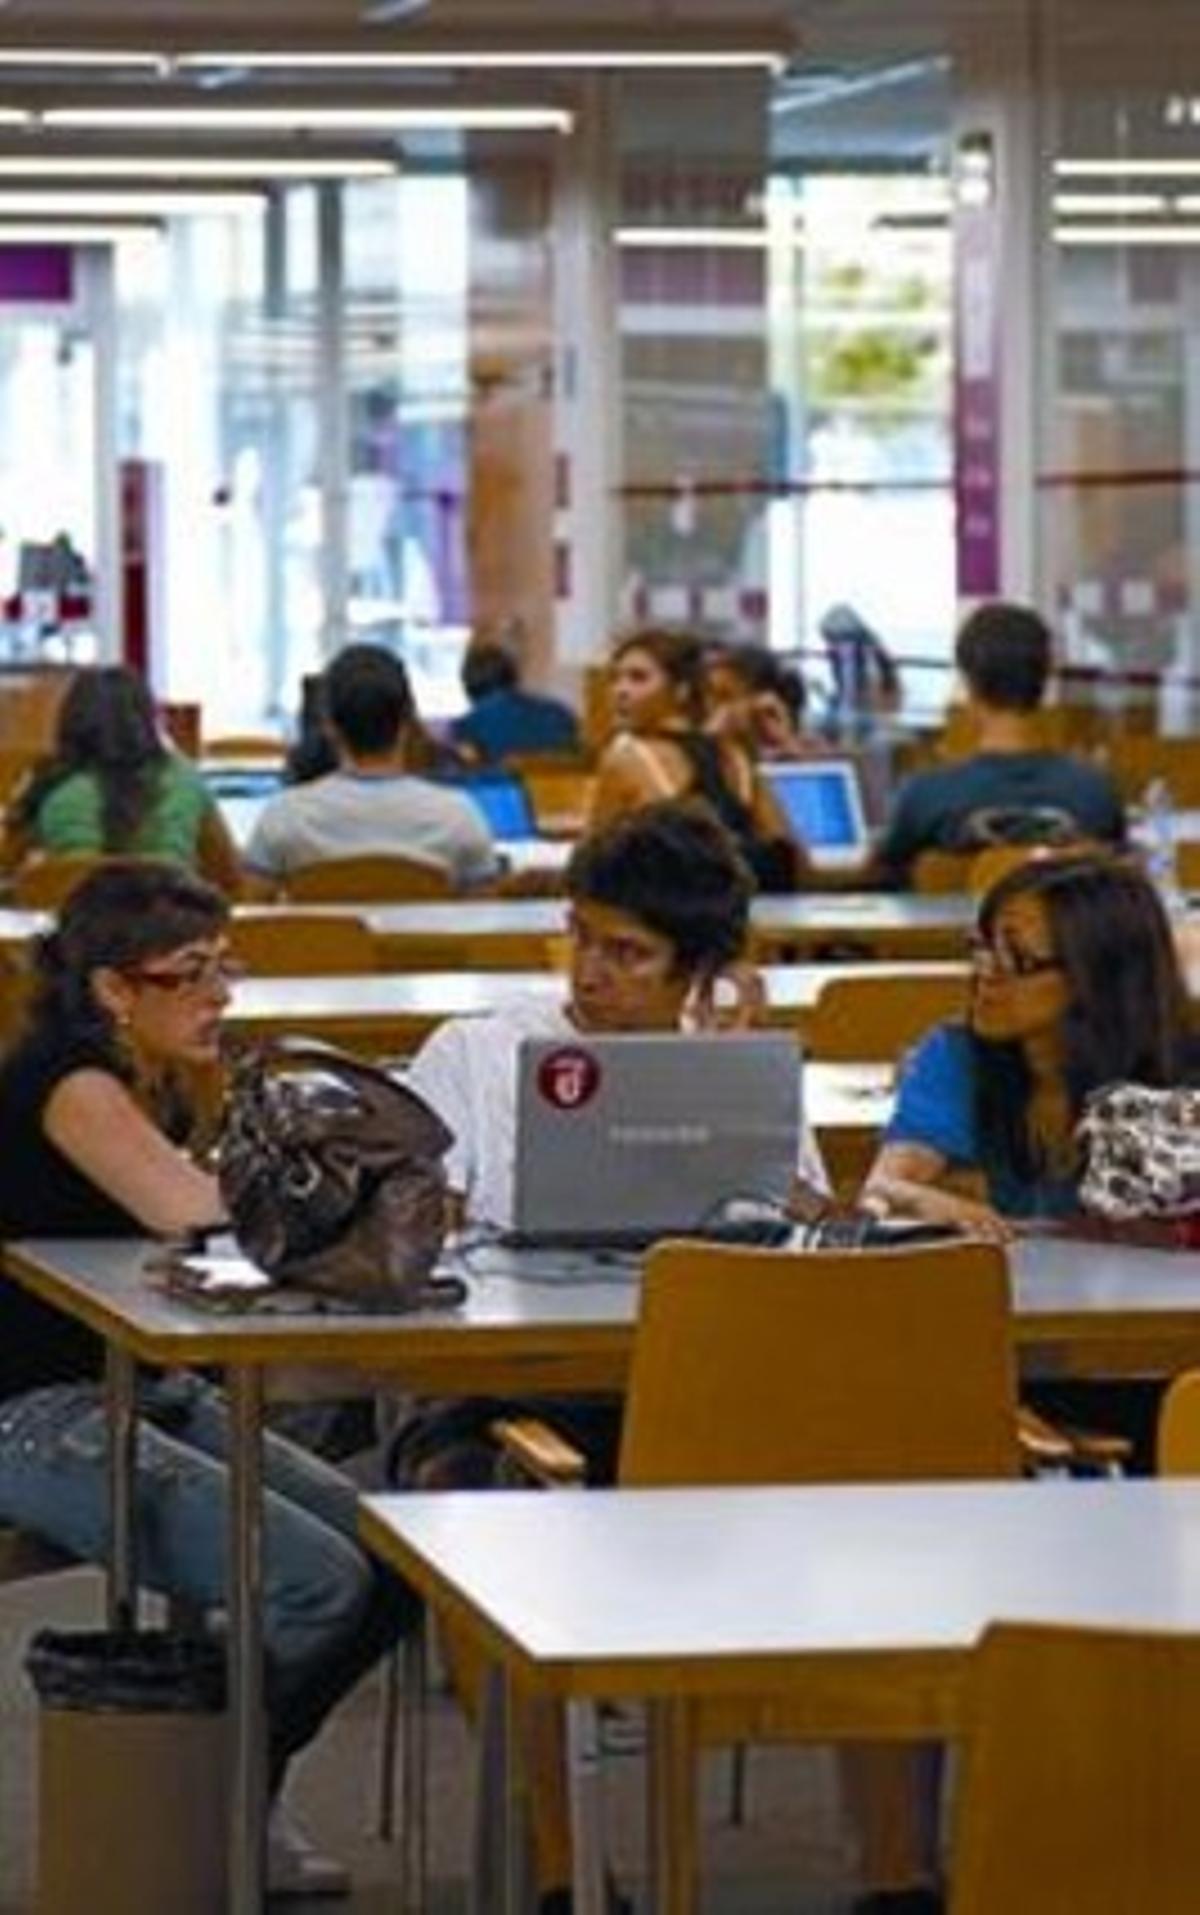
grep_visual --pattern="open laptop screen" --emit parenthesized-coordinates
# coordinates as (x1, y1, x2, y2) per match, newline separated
(510, 1032, 800, 1248)
(439, 772, 538, 841)
(762, 761, 868, 867)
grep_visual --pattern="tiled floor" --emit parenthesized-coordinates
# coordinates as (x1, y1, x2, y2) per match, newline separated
(0, 1566, 883, 1912)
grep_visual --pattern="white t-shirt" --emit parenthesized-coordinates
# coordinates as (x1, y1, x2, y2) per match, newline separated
(244, 770, 498, 888)
(406, 994, 828, 1229)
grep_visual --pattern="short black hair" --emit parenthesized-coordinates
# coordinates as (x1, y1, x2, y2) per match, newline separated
(324, 644, 414, 755)
(955, 602, 1053, 712)
(462, 641, 519, 702)
(566, 799, 752, 977)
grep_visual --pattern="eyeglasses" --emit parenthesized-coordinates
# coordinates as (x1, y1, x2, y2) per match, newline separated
(125, 951, 247, 995)
(967, 932, 1062, 980)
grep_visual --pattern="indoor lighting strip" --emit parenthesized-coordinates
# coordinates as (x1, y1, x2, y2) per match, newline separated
(0, 188, 265, 214)
(0, 49, 164, 67)
(1056, 159, 1200, 179)
(615, 225, 772, 248)
(42, 105, 573, 133)
(1053, 192, 1167, 214)
(0, 222, 162, 242)
(0, 154, 396, 179)
(1055, 223, 1200, 245)
(176, 48, 789, 73)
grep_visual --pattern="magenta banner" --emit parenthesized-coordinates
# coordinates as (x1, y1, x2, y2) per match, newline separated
(0, 246, 73, 303)
(953, 135, 1001, 597)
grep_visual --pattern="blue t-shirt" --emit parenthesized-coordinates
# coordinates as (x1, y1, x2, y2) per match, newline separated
(876, 751, 1126, 882)
(451, 689, 580, 764)
(884, 1021, 1080, 1219)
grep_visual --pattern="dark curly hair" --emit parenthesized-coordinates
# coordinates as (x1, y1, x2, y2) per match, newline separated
(566, 799, 753, 978)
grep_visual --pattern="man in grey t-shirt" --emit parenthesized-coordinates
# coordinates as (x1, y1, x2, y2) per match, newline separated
(244, 644, 498, 889)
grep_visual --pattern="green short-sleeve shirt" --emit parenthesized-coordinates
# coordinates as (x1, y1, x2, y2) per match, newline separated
(32, 756, 217, 868)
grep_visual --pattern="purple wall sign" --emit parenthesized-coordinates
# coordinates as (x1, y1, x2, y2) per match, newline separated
(0, 246, 73, 303)
(953, 134, 1001, 597)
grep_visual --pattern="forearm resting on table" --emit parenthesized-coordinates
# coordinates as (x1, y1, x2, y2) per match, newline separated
(860, 1143, 1011, 1240)
(45, 1070, 226, 1237)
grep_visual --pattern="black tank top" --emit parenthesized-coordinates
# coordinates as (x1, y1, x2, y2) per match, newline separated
(658, 732, 797, 893)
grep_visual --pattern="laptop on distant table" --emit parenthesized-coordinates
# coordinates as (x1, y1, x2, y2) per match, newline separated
(507, 1033, 800, 1250)
(762, 760, 869, 871)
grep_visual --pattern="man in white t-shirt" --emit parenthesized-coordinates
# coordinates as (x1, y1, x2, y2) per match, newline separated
(244, 644, 497, 889)
(408, 798, 826, 1229)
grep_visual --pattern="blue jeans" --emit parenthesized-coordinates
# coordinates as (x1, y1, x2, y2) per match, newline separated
(0, 1373, 418, 1781)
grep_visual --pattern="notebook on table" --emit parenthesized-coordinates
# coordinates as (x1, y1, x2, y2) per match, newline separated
(762, 760, 869, 870)
(505, 1032, 801, 1251)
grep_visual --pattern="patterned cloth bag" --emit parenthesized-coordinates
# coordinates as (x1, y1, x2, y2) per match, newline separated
(1077, 1083, 1200, 1227)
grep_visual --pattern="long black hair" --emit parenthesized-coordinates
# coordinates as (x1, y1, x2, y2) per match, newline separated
(27, 859, 228, 1070)
(18, 667, 167, 849)
(972, 853, 1191, 1183)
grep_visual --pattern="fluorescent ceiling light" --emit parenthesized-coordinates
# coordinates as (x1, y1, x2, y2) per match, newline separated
(1056, 159, 1200, 178)
(0, 108, 29, 125)
(615, 224, 771, 248)
(0, 47, 164, 67)
(1053, 192, 1167, 213)
(0, 220, 162, 241)
(0, 188, 265, 214)
(1172, 195, 1200, 211)
(0, 154, 395, 179)
(1056, 223, 1200, 245)
(179, 48, 787, 73)
(44, 105, 573, 133)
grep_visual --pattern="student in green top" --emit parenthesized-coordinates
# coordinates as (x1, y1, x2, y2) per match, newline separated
(2, 666, 240, 894)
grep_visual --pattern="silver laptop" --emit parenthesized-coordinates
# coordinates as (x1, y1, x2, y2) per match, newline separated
(508, 1033, 800, 1249)
(762, 760, 870, 870)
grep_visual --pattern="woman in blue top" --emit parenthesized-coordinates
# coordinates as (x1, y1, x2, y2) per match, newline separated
(863, 853, 1192, 1235)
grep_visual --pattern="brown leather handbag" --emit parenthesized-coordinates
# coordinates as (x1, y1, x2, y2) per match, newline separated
(218, 1039, 466, 1309)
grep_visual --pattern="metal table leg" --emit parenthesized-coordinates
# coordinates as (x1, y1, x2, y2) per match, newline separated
(227, 1365, 266, 1915)
(567, 1699, 606, 1915)
(104, 1346, 137, 1632)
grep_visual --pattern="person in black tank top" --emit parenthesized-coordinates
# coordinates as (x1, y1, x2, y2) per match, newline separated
(0, 860, 418, 1892)
(590, 627, 805, 889)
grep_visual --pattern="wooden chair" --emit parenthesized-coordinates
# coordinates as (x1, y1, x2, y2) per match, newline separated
(1156, 1369, 1200, 1473)
(201, 734, 285, 761)
(11, 853, 106, 908)
(1177, 840, 1200, 893)
(912, 849, 973, 894)
(1110, 735, 1200, 806)
(519, 766, 596, 836)
(948, 1622, 1200, 1915)
(807, 972, 970, 1061)
(228, 911, 379, 976)
(283, 855, 453, 903)
(498, 1240, 1020, 1909)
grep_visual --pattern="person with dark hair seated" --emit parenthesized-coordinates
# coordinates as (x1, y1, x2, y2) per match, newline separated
(704, 640, 815, 761)
(452, 638, 581, 764)
(2, 664, 240, 893)
(875, 602, 1125, 884)
(244, 642, 497, 888)
(0, 859, 419, 1897)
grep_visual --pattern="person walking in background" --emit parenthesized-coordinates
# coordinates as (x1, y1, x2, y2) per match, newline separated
(1, 666, 241, 894)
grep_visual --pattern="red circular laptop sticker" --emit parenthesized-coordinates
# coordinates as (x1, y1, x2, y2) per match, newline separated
(536, 1046, 601, 1111)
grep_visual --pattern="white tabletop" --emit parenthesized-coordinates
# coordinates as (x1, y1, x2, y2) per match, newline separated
(360, 1478, 1200, 1693)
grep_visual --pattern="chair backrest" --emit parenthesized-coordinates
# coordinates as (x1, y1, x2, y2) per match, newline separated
(11, 853, 106, 908)
(912, 848, 972, 894)
(1110, 735, 1200, 806)
(1177, 840, 1200, 893)
(950, 1622, 1200, 1915)
(619, 1240, 1018, 1487)
(520, 766, 595, 835)
(202, 734, 285, 761)
(283, 855, 453, 902)
(1157, 1369, 1200, 1474)
(807, 971, 970, 1061)
(228, 911, 379, 976)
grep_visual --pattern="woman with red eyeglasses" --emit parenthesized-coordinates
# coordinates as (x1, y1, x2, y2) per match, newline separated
(862, 853, 1193, 1238)
(0, 859, 417, 1899)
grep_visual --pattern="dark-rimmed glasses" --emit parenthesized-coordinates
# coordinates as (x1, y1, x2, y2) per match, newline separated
(967, 931, 1062, 980)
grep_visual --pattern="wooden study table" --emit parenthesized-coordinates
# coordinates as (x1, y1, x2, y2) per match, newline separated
(360, 1478, 1200, 1913)
(3, 1227, 1199, 1915)
(224, 962, 968, 1055)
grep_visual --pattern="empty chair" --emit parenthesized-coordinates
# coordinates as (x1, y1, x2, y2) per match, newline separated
(807, 971, 969, 1061)
(1157, 1369, 1200, 1474)
(283, 855, 453, 903)
(228, 911, 379, 976)
(1177, 840, 1200, 893)
(949, 1622, 1200, 1915)
(201, 734, 285, 761)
